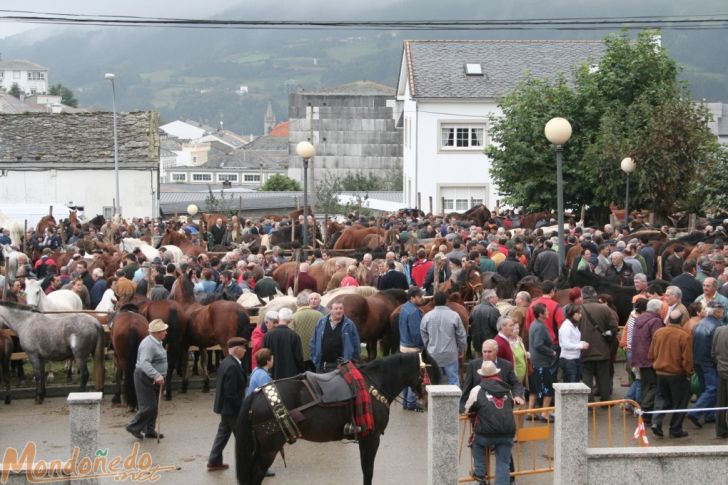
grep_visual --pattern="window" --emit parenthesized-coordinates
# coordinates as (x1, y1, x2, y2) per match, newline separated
(471, 199, 483, 207)
(244, 174, 261, 182)
(465, 63, 483, 76)
(102, 207, 114, 219)
(191, 173, 211, 182)
(218, 173, 238, 182)
(27, 71, 45, 81)
(455, 199, 469, 211)
(171, 173, 187, 182)
(441, 125, 485, 150)
(443, 199, 454, 211)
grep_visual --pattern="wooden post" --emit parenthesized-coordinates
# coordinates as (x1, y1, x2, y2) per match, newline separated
(688, 213, 697, 233)
(441, 197, 445, 217)
(429, 196, 433, 215)
(417, 192, 421, 211)
(293, 249, 301, 296)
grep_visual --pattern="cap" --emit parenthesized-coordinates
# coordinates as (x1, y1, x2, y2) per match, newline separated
(227, 337, 249, 348)
(448, 257, 462, 267)
(477, 360, 501, 377)
(707, 300, 723, 309)
(148, 319, 169, 332)
(407, 286, 424, 298)
(141, 262, 151, 269)
(152, 256, 163, 264)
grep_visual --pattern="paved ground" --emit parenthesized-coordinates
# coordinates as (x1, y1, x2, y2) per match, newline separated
(1, 365, 725, 484)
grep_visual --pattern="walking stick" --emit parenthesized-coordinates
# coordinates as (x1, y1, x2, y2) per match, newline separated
(155, 383, 163, 444)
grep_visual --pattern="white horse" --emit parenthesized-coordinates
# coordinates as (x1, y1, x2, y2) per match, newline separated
(120, 238, 160, 262)
(1, 245, 20, 283)
(160, 245, 183, 265)
(24, 278, 83, 311)
(95, 288, 117, 312)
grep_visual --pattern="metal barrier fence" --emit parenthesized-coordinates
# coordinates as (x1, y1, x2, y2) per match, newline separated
(458, 399, 644, 483)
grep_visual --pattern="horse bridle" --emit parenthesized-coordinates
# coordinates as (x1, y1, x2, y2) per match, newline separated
(364, 352, 432, 409)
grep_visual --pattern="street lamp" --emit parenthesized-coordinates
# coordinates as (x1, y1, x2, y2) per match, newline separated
(620, 157, 636, 226)
(105, 73, 120, 217)
(544, 117, 573, 268)
(296, 141, 315, 249)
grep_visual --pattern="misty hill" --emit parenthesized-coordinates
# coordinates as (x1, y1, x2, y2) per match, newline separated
(0, 0, 726, 135)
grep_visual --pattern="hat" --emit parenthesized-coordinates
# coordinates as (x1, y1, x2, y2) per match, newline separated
(264, 249, 273, 255)
(141, 262, 151, 269)
(706, 300, 723, 309)
(227, 337, 248, 348)
(710, 254, 725, 264)
(407, 286, 424, 298)
(448, 257, 462, 267)
(476, 360, 501, 377)
(148, 319, 168, 332)
(42, 248, 52, 255)
(152, 256, 162, 264)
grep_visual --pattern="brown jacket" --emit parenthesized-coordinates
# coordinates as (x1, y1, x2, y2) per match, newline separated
(577, 300, 619, 362)
(648, 324, 693, 376)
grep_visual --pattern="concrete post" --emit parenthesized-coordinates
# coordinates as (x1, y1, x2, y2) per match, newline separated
(67, 392, 102, 485)
(553, 383, 590, 485)
(426, 384, 461, 485)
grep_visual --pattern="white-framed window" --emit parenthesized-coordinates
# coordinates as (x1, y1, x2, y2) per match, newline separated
(440, 124, 485, 150)
(217, 173, 238, 183)
(191, 173, 212, 182)
(171, 173, 187, 182)
(102, 206, 114, 219)
(471, 199, 483, 207)
(244, 174, 261, 182)
(27, 71, 45, 81)
(455, 199, 469, 211)
(443, 199, 454, 211)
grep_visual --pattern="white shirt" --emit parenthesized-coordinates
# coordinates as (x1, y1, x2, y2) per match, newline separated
(558, 318, 583, 360)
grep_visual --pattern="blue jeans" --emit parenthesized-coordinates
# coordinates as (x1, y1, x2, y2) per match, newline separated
(689, 365, 718, 422)
(624, 351, 642, 404)
(401, 387, 418, 409)
(560, 358, 581, 383)
(472, 434, 514, 485)
(440, 361, 460, 387)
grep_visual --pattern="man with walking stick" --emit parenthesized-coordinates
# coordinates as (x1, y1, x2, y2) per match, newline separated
(127, 319, 168, 440)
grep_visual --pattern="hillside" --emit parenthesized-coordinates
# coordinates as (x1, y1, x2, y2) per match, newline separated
(0, 0, 726, 135)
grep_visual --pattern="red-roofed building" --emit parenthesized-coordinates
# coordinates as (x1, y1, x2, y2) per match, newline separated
(268, 121, 288, 137)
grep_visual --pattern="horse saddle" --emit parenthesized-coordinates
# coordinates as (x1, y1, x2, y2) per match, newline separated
(304, 370, 356, 404)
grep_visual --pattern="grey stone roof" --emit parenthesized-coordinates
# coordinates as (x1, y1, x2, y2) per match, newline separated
(0, 59, 47, 71)
(307, 80, 396, 96)
(0, 111, 160, 169)
(403, 40, 606, 99)
(0, 92, 46, 114)
(201, 137, 288, 170)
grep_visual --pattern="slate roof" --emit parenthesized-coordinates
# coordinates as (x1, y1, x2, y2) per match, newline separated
(0, 59, 47, 71)
(403, 40, 606, 99)
(308, 80, 396, 96)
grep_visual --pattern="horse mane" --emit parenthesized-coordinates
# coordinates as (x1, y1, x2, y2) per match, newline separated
(377, 288, 407, 304)
(0, 300, 38, 313)
(119, 303, 140, 313)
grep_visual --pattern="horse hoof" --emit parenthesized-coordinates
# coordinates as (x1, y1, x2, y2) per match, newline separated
(111, 395, 121, 404)
(35, 398, 43, 405)
(202, 385, 210, 393)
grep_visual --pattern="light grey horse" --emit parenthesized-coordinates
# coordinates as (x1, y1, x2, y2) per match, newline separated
(0, 301, 105, 403)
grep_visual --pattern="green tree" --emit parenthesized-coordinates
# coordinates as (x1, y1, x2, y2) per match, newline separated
(487, 30, 717, 220)
(204, 185, 233, 212)
(48, 83, 79, 108)
(687, 145, 728, 216)
(8, 83, 21, 98)
(261, 174, 301, 191)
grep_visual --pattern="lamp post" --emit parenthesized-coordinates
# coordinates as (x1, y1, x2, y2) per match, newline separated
(104, 73, 120, 217)
(295, 141, 315, 250)
(544, 117, 573, 268)
(620, 157, 636, 226)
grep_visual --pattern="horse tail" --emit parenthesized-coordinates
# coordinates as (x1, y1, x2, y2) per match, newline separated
(235, 394, 256, 485)
(237, 309, 251, 339)
(126, 326, 140, 408)
(390, 308, 401, 355)
(165, 307, 181, 375)
(93, 322, 106, 392)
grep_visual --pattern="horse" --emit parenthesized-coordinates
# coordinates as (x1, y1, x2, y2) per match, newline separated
(109, 306, 149, 410)
(0, 301, 105, 403)
(35, 215, 57, 236)
(333, 227, 385, 251)
(157, 228, 207, 257)
(173, 272, 252, 391)
(273, 258, 356, 294)
(0, 331, 13, 404)
(234, 351, 441, 485)
(440, 263, 483, 303)
(121, 238, 160, 262)
(1, 245, 20, 283)
(23, 278, 83, 311)
(327, 289, 407, 360)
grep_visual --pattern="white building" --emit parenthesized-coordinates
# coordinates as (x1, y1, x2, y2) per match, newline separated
(396, 40, 605, 214)
(0, 58, 49, 95)
(0, 111, 160, 218)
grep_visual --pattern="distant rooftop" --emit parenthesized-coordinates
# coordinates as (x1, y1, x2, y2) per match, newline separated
(0, 58, 47, 71)
(268, 121, 289, 137)
(305, 80, 396, 96)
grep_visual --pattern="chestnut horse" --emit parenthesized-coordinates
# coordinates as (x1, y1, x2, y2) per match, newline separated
(109, 306, 149, 410)
(440, 264, 483, 304)
(157, 228, 207, 257)
(333, 227, 386, 250)
(173, 272, 252, 391)
(328, 289, 408, 360)
(273, 258, 356, 294)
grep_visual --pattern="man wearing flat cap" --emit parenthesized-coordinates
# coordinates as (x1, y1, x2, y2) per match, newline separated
(208, 337, 249, 472)
(127, 319, 168, 440)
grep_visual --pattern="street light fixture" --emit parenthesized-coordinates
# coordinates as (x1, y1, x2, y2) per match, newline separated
(621, 157, 636, 226)
(544, 117, 573, 268)
(104, 73, 120, 217)
(295, 141, 315, 250)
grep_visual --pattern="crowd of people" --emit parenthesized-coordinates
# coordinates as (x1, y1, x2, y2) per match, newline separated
(4, 210, 728, 484)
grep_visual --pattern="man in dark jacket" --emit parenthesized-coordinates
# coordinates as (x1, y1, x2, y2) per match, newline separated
(460, 339, 525, 412)
(377, 260, 408, 291)
(533, 240, 560, 282)
(497, 249, 528, 288)
(663, 247, 685, 281)
(670, 259, 704, 307)
(210, 218, 226, 246)
(578, 286, 619, 402)
(208, 337, 248, 471)
(263, 308, 304, 379)
(469, 290, 501, 355)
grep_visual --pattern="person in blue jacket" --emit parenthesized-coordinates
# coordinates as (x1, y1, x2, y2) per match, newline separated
(310, 301, 361, 373)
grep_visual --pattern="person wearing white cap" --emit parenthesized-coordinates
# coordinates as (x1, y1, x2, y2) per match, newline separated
(464, 360, 517, 485)
(251, 310, 278, 369)
(263, 307, 304, 379)
(127, 318, 168, 440)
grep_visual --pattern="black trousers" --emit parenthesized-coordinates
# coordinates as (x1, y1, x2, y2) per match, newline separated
(639, 367, 659, 423)
(127, 369, 159, 434)
(716, 374, 728, 437)
(581, 360, 611, 401)
(654, 373, 690, 434)
(209, 414, 237, 465)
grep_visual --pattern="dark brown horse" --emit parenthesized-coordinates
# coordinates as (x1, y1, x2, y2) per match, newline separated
(328, 289, 408, 360)
(440, 263, 483, 303)
(173, 273, 252, 391)
(109, 306, 149, 410)
(0, 331, 13, 404)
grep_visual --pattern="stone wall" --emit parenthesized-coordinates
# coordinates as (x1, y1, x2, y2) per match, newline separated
(0, 111, 159, 169)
